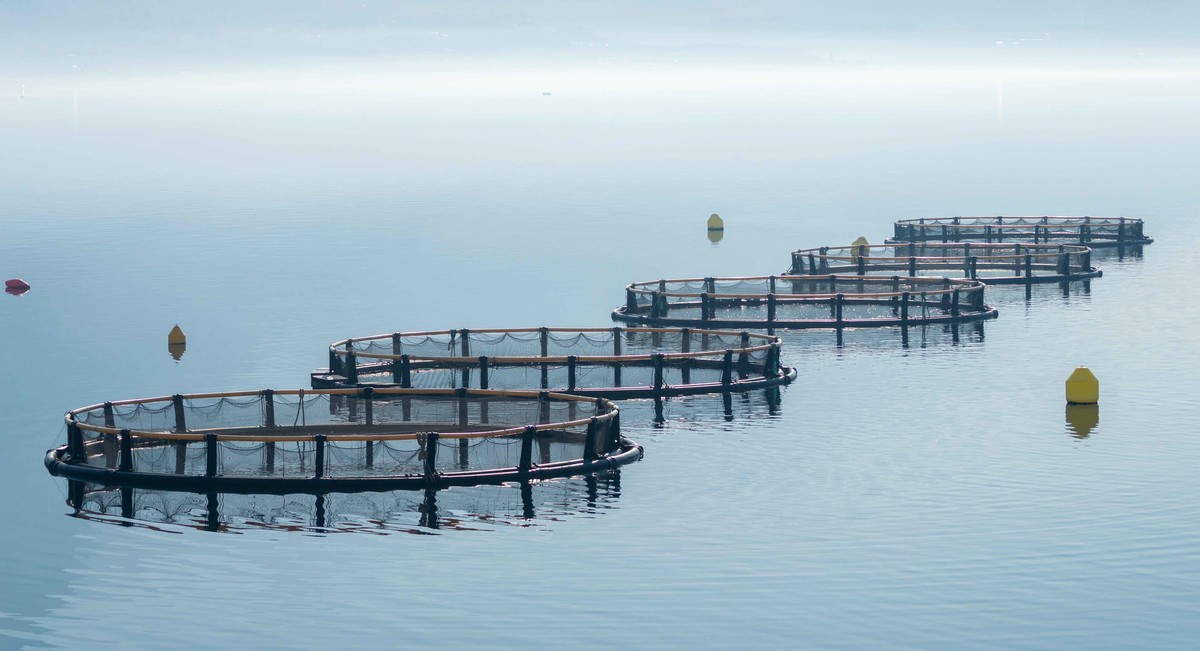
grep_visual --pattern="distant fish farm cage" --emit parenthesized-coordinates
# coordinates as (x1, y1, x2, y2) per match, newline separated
(889, 216, 1152, 248)
(788, 243, 1102, 284)
(612, 275, 999, 331)
(313, 327, 796, 398)
(45, 388, 640, 493)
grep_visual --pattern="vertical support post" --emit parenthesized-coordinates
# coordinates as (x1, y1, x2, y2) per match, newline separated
(652, 353, 664, 396)
(908, 255, 917, 276)
(611, 329, 623, 387)
(103, 402, 115, 429)
(835, 294, 844, 327)
(626, 288, 638, 313)
(518, 426, 536, 478)
(856, 255, 866, 275)
(479, 356, 490, 390)
(701, 293, 711, 321)
(400, 355, 412, 388)
(392, 332, 401, 357)
(172, 394, 187, 433)
(790, 252, 801, 274)
(67, 422, 85, 462)
(345, 349, 358, 384)
(901, 291, 911, 327)
(118, 429, 133, 472)
(767, 293, 777, 324)
(314, 434, 326, 479)
(329, 347, 342, 376)
(457, 387, 469, 428)
(567, 355, 577, 392)
(205, 433, 218, 477)
(583, 418, 598, 462)
(721, 350, 733, 387)
(459, 328, 471, 387)
(539, 327, 549, 389)
(423, 432, 439, 484)
(263, 389, 276, 472)
(1025, 253, 1033, 280)
(951, 289, 961, 317)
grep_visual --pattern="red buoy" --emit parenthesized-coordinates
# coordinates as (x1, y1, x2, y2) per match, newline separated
(5, 278, 30, 291)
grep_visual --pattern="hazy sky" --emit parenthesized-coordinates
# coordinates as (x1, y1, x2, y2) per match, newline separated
(3, 1, 1198, 76)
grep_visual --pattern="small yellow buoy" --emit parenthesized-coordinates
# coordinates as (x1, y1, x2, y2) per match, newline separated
(1065, 366, 1099, 404)
(851, 236, 870, 258)
(168, 324, 186, 345)
(707, 213, 724, 231)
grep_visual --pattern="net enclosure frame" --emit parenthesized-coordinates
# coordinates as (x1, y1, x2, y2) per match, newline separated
(788, 242, 1102, 284)
(888, 216, 1152, 248)
(612, 275, 999, 330)
(313, 326, 797, 398)
(46, 387, 640, 494)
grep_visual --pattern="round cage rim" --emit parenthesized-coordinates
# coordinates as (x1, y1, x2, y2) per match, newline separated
(64, 386, 617, 442)
(793, 242, 1094, 259)
(894, 215, 1145, 226)
(625, 274, 988, 299)
(331, 325, 783, 363)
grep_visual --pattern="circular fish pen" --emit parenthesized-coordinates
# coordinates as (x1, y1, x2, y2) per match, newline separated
(45, 388, 640, 493)
(312, 327, 796, 398)
(788, 243, 1102, 284)
(889, 216, 1152, 248)
(612, 275, 999, 331)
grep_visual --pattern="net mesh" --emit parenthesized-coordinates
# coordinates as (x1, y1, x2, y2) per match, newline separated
(788, 243, 1095, 281)
(67, 390, 620, 481)
(327, 327, 785, 394)
(891, 216, 1149, 246)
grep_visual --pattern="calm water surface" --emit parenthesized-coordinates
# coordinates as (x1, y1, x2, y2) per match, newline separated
(1, 64, 1198, 649)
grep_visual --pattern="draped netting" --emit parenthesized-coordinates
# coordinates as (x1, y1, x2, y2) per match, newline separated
(787, 242, 1100, 284)
(889, 216, 1151, 248)
(58, 388, 634, 486)
(320, 327, 791, 397)
(614, 275, 997, 330)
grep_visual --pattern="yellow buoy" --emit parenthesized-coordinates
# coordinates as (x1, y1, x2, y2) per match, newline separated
(707, 213, 724, 231)
(851, 236, 870, 257)
(1065, 366, 1099, 404)
(168, 324, 187, 346)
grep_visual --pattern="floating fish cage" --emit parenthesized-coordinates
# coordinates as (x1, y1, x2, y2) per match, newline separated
(45, 388, 640, 493)
(313, 327, 796, 398)
(612, 275, 999, 330)
(788, 243, 1102, 284)
(61, 472, 624, 533)
(889, 216, 1152, 248)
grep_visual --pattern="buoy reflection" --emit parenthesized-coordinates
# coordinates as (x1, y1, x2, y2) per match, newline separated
(1065, 403, 1099, 439)
(168, 342, 186, 361)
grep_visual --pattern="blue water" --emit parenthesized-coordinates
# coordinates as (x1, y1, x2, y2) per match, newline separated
(1, 62, 1199, 649)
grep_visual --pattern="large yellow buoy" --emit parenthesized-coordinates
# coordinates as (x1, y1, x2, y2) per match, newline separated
(851, 236, 870, 257)
(707, 213, 724, 231)
(1065, 366, 1099, 404)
